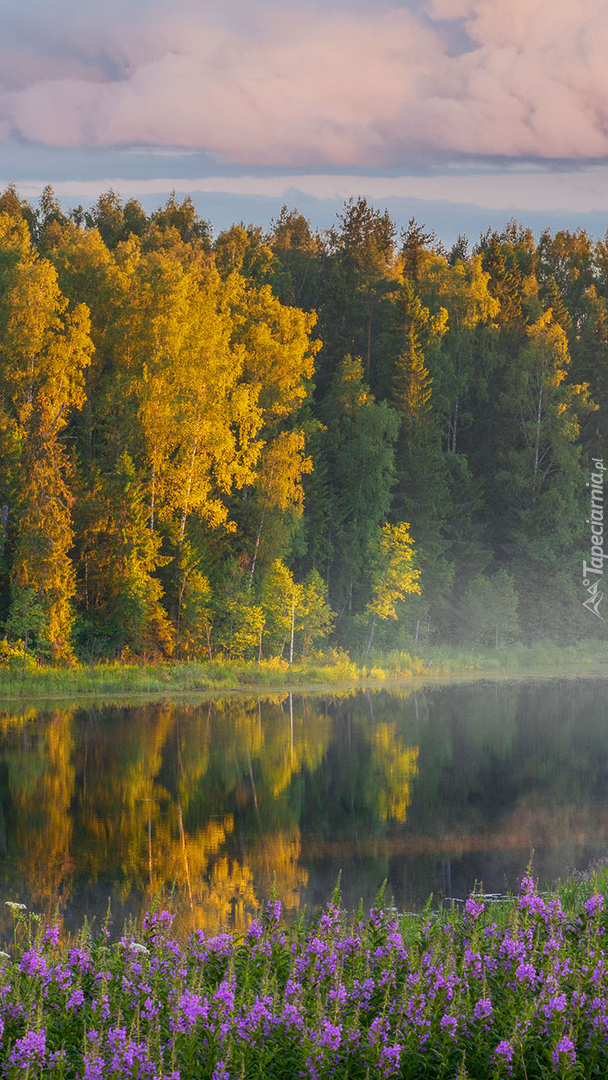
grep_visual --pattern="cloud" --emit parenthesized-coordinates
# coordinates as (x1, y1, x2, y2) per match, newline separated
(423, 0, 608, 157)
(15, 165, 608, 213)
(1, 0, 608, 166)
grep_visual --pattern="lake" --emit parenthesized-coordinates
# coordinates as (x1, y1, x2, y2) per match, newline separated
(1, 678, 607, 935)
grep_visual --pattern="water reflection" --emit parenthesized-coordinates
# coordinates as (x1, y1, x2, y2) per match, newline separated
(1, 680, 608, 933)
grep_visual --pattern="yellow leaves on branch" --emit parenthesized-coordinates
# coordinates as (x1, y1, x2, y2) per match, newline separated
(420, 252, 500, 331)
(0, 256, 92, 434)
(0, 220, 94, 659)
(111, 246, 319, 535)
(369, 522, 421, 622)
(237, 283, 320, 422)
(521, 309, 596, 443)
(256, 430, 313, 513)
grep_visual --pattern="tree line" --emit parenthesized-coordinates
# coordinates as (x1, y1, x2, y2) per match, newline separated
(0, 184, 604, 663)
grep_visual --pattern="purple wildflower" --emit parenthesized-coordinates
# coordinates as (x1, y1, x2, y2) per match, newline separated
(82, 1053, 105, 1080)
(211, 1060, 230, 1080)
(246, 920, 263, 942)
(43, 924, 60, 947)
(473, 997, 493, 1019)
(318, 1020, 342, 1052)
(142, 910, 175, 938)
(213, 981, 235, 1013)
(465, 897, 485, 920)
(515, 960, 536, 984)
(179, 989, 208, 1031)
(265, 900, 282, 924)
(495, 1040, 514, 1063)
(378, 1044, 402, 1076)
(67, 987, 85, 1010)
(585, 894, 603, 916)
(440, 1014, 458, 1038)
(542, 992, 567, 1019)
(19, 948, 49, 979)
(552, 1035, 576, 1067)
(368, 1017, 389, 1046)
(9, 1029, 46, 1071)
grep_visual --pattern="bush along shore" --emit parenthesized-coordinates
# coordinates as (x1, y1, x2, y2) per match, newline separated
(1, 642, 608, 701)
(2, 875, 608, 1078)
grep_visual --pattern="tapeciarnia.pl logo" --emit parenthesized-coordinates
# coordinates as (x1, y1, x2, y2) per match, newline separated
(582, 458, 606, 619)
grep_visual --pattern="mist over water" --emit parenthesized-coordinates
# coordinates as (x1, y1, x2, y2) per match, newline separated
(1, 678, 607, 936)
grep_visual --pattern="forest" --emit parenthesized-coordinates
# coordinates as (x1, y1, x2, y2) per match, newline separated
(0, 182, 605, 665)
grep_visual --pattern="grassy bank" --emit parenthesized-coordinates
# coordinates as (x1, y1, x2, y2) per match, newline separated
(1, 871, 608, 1078)
(0, 642, 607, 702)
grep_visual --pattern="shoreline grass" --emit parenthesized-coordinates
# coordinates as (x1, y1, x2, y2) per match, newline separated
(2, 871, 608, 1078)
(0, 642, 607, 704)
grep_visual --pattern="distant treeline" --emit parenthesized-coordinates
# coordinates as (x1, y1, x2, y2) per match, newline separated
(0, 183, 604, 662)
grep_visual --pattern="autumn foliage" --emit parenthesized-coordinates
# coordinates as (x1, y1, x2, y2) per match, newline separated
(0, 188, 602, 661)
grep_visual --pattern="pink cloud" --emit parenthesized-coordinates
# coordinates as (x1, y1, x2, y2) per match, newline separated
(2, 0, 608, 165)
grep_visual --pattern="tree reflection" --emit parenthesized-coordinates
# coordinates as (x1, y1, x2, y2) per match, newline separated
(9, 683, 608, 926)
(2, 709, 75, 913)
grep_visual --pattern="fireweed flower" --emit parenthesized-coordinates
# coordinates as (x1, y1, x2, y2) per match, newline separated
(440, 1014, 458, 1038)
(179, 989, 208, 1031)
(515, 960, 537, 984)
(265, 900, 282, 924)
(473, 997, 493, 1020)
(542, 992, 567, 1019)
(495, 1040, 515, 1064)
(213, 980, 235, 1013)
(585, 894, 603, 916)
(43, 924, 60, 947)
(1, 876, 608, 1078)
(552, 1035, 576, 1067)
(211, 1062, 230, 1080)
(246, 919, 263, 942)
(67, 987, 85, 1010)
(9, 1028, 46, 1070)
(82, 1053, 105, 1080)
(378, 1043, 402, 1076)
(464, 897, 485, 920)
(368, 1016, 389, 1046)
(318, 1020, 342, 1052)
(19, 947, 49, 979)
(142, 909, 175, 940)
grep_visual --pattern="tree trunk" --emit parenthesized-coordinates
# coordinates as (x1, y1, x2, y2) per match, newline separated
(363, 617, 376, 660)
(451, 390, 459, 454)
(179, 427, 200, 544)
(249, 521, 263, 589)
(450, 349, 462, 454)
(22, 629, 28, 682)
(289, 602, 295, 666)
(533, 385, 543, 474)
(176, 556, 203, 638)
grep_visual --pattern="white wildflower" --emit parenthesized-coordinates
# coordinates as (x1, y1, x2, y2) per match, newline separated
(5, 902, 26, 913)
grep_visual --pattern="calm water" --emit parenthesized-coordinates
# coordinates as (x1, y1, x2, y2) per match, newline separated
(1, 679, 607, 934)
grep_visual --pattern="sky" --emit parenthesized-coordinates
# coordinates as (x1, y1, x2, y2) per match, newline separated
(2, 0, 608, 244)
